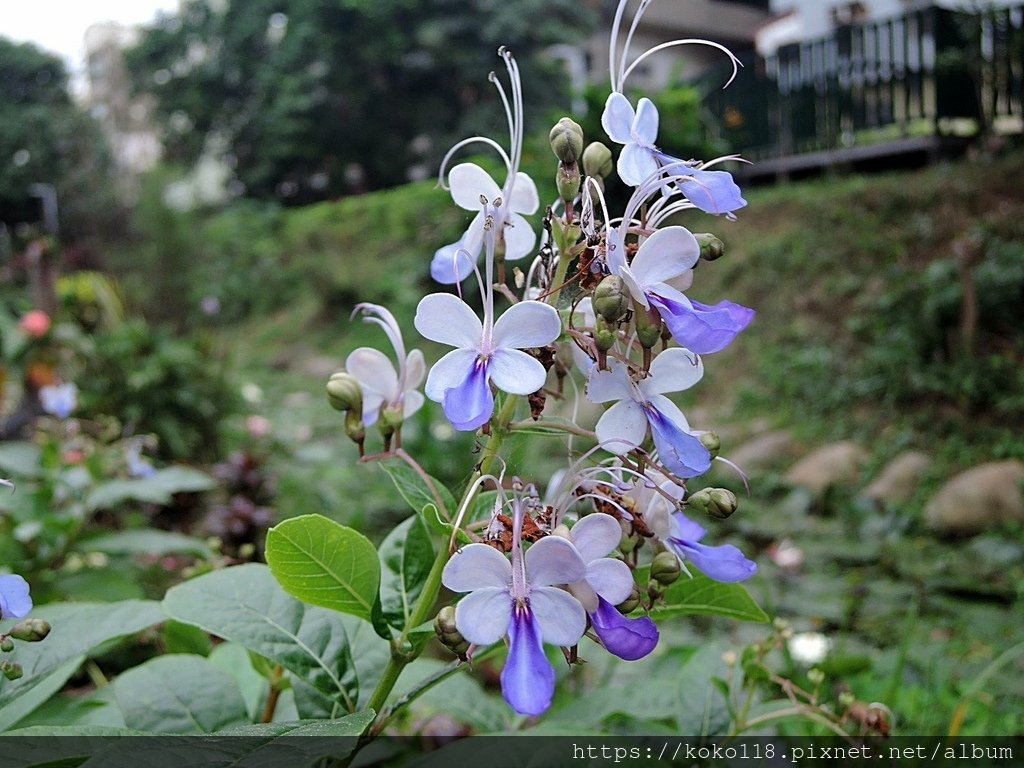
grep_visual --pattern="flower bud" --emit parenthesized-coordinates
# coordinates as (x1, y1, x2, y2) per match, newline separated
(695, 233, 725, 262)
(0, 638, 13, 652)
(326, 372, 363, 413)
(549, 117, 584, 164)
(634, 303, 662, 349)
(616, 583, 641, 614)
(9, 618, 50, 643)
(807, 668, 825, 685)
(343, 409, 365, 446)
(699, 431, 721, 460)
(434, 606, 469, 655)
(618, 518, 640, 554)
(555, 164, 581, 203)
(687, 487, 738, 520)
(582, 141, 613, 179)
(593, 275, 630, 323)
(650, 551, 682, 585)
(593, 317, 618, 352)
(380, 405, 404, 432)
(0, 660, 23, 680)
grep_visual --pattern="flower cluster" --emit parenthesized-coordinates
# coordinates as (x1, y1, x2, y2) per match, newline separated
(326, 0, 759, 717)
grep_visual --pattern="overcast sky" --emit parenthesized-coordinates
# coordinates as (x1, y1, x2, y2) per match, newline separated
(3, 0, 179, 75)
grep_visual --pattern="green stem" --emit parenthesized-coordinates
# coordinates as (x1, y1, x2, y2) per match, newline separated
(358, 395, 521, 744)
(508, 418, 596, 439)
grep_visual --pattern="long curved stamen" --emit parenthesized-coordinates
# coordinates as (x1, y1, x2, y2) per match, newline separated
(481, 209, 498, 350)
(499, 47, 524, 181)
(437, 137, 512, 191)
(449, 473, 504, 552)
(618, 0, 654, 91)
(622, 39, 741, 91)
(608, 0, 632, 92)
(488, 68, 517, 171)
(351, 303, 407, 365)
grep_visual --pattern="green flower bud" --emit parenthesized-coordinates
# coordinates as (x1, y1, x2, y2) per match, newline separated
(650, 551, 682, 585)
(807, 668, 826, 685)
(434, 605, 458, 637)
(634, 302, 662, 349)
(582, 141, 613, 179)
(687, 487, 738, 520)
(556, 164, 581, 202)
(326, 372, 363, 413)
(594, 317, 618, 352)
(9, 618, 50, 643)
(343, 409, 365, 446)
(0, 660, 23, 680)
(616, 583, 641, 614)
(549, 117, 584, 164)
(593, 275, 630, 323)
(695, 233, 725, 262)
(699, 431, 721, 459)
(380, 405, 404, 432)
(0, 638, 13, 652)
(618, 518, 640, 554)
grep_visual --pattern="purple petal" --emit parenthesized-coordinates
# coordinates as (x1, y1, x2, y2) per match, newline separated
(524, 536, 587, 588)
(442, 358, 493, 431)
(645, 406, 711, 479)
(680, 170, 747, 215)
(430, 240, 476, 284)
(667, 514, 757, 583)
(568, 513, 622, 563)
(649, 292, 754, 355)
(0, 574, 32, 619)
(502, 608, 556, 716)
(590, 596, 659, 661)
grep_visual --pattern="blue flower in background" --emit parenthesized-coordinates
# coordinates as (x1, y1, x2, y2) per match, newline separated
(0, 574, 32, 619)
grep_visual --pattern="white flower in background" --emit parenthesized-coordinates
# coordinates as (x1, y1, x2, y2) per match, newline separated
(788, 632, 831, 665)
(347, 303, 425, 426)
(39, 383, 77, 419)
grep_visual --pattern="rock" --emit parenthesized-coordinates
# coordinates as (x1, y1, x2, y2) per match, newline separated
(862, 451, 932, 506)
(924, 460, 1024, 535)
(783, 441, 868, 494)
(725, 430, 797, 475)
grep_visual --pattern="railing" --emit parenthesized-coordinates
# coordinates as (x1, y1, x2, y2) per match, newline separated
(698, 3, 1024, 165)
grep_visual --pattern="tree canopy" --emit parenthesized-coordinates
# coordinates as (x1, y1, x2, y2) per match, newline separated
(126, 0, 597, 203)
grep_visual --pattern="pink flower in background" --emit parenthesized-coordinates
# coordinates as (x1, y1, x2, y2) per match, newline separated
(20, 310, 51, 338)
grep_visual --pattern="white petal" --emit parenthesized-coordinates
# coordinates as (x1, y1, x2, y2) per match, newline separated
(586, 359, 633, 404)
(632, 97, 660, 145)
(448, 163, 501, 211)
(585, 558, 635, 605)
(501, 212, 538, 261)
(630, 226, 700, 286)
(414, 293, 482, 348)
(508, 172, 539, 215)
(488, 349, 547, 395)
(424, 348, 479, 401)
(492, 300, 561, 349)
(618, 142, 659, 187)
(601, 92, 635, 144)
(442, 543, 512, 591)
(616, 264, 649, 306)
(346, 348, 398, 401)
(647, 394, 692, 432)
(665, 269, 694, 293)
(525, 535, 587, 587)
(572, 297, 595, 328)
(404, 349, 426, 391)
(569, 513, 621, 562)
(595, 400, 647, 454)
(529, 587, 587, 646)
(361, 391, 385, 426)
(454, 587, 512, 645)
(402, 390, 425, 418)
(641, 348, 704, 396)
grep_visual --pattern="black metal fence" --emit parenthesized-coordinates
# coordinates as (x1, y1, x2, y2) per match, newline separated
(700, 3, 1024, 166)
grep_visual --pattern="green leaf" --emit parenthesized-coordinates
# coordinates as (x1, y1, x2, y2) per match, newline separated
(265, 514, 379, 621)
(648, 568, 770, 623)
(113, 654, 249, 734)
(162, 563, 360, 714)
(674, 645, 732, 735)
(418, 503, 472, 547)
(2, 725, 148, 735)
(79, 529, 212, 558)
(0, 656, 83, 732)
(0, 600, 165, 710)
(85, 466, 216, 512)
(214, 710, 374, 736)
(378, 458, 455, 516)
(162, 620, 212, 656)
(54, 569, 146, 602)
(0, 441, 42, 478)
(377, 515, 435, 633)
